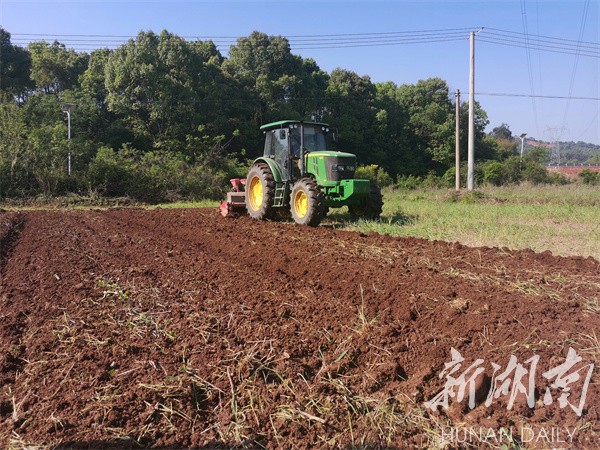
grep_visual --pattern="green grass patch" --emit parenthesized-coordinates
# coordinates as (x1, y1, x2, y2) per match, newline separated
(329, 184, 600, 260)
(0, 194, 142, 210)
(150, 199, 220, 209)
(0, 195, 220, 211)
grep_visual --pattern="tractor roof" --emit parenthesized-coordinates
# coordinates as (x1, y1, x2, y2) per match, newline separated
(260, 120, 329, 131)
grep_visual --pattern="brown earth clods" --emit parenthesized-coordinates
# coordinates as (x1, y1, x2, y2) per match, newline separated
(0, 208, 599, 449)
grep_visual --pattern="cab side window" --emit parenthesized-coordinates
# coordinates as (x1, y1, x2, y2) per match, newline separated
(264, 132, 273, 157)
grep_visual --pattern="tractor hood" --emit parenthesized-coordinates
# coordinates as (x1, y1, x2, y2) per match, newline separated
(306, 151, 358, 184)
(306, 150, 356, 159)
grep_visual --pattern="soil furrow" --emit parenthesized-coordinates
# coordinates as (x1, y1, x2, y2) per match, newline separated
(0, 208, 598, 448)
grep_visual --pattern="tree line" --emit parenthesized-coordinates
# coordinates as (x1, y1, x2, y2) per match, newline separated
(551, 141, 600, 165)
(0, 28, 562, 201)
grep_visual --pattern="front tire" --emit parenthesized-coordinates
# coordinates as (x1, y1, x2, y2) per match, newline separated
(245, 163, 275, 220)
(348, 181, 383, 220)
(290, 178, 325, 227)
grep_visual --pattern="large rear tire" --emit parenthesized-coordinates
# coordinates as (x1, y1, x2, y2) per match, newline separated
(245, 163, 275, 220)
(348, 181, 383, 220)
(290, 178, 325, 227)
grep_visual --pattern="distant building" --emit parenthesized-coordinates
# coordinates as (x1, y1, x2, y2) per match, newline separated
(546, 164, 600, 179)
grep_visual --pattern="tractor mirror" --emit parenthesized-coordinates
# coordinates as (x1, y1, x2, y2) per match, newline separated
(279, 129, 286, 140)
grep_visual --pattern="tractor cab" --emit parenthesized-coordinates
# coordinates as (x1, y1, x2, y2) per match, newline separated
(261, 121, 330, 182)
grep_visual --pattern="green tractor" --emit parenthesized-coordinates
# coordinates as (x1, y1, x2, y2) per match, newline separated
(220, 120, 383, 227)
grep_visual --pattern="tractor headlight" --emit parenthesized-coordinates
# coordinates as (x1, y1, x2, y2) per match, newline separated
(346, 165, 355, 172)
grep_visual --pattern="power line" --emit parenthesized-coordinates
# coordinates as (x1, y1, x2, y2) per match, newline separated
(11, 27, 599, 58)
(475, 92, 600, 100)
(11, 27, 600, 44)
(559, 0, 591, 142)
(534, 0, 545, 140)
(520, 0, 541, 137)
(13, 30, 472, 45)
(9, 29, 474, 49)
(13, 26, 600, 47)
(485, 27, 600, 47)
(477, 37, 599, 58)
(482, 32, 600, 53)
(11, 27, 477, 40)
(289, 37, 467, 50)
(11, 33, 471, 52)
(574, 109, 600, 142)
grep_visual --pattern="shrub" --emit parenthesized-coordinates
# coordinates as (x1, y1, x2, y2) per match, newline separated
(522, 162, 549, 184)
(579, 168, 600, 185)
(460, 190, 485, 203)
(442, 167, 462, 188)
(500, 156, 523, 184)
(482, 161, 505, 186)
(87, 146, 133, 197)
(355, 164, 394, 187)
(422, 171, 445, 189)
(547, 172, 570, 185)
(87, 145, 232, 202)
(396, 175, 422, 190)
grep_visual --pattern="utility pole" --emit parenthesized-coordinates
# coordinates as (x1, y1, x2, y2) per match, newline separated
(62, 103, 76, 176)
(455, 89, 461, 191)
(467, 31, 475, 191)
(65, 110, 71, 176)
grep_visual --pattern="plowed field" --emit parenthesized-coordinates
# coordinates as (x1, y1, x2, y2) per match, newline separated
(1, 208, 599, 448)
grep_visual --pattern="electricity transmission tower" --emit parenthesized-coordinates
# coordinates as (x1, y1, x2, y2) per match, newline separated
(545, 127, 568, 164)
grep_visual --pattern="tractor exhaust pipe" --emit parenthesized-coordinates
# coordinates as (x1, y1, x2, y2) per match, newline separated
(300, 121, 305, 176)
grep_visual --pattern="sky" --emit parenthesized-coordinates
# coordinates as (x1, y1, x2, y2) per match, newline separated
(1, 0, 599, 145)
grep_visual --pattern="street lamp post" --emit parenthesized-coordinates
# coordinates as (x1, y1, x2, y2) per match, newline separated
(61, 103, 75, 176)
(519, 132, 527, 160)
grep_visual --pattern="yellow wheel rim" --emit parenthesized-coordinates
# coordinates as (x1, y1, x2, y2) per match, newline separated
(294, 190, 308, 218)
(248, 175, 263, 211)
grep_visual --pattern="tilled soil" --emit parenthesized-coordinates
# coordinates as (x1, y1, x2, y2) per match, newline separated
(0, 208, 598, 449)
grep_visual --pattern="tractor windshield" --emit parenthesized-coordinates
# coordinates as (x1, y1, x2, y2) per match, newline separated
(290, 125, 328, 157)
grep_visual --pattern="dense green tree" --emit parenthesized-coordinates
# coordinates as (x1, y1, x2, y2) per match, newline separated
(224, 31, 328, 129)
(491, 123, 513, 140)
(372, 81, 422, 174)
(394, 78, 455, 170)
(105, 31, 200, 149)
(458, 101, 494, 162)
(0, 28, 33, 100)
(105, 30, 247, 155)
(553, 140, 600, 164)
(0, 94, 76, 196)
(80, 48, 111, 101)
(586, 153, 600, 164)
(524, 147, 551, 164)
(28, 41, 88, 93)
(489, 123, 518, 158)
(322, 68, 376, 164)
(0, 102, 31, 195)
(75, 49, 124, 148)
